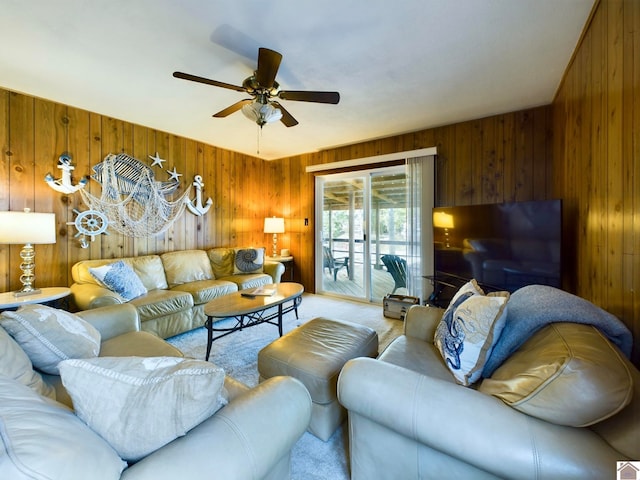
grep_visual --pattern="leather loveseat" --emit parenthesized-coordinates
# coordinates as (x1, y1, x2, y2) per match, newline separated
(70, 247, 285, 339)
(0, 303, 312, 480)
(338, 286, 639, 479)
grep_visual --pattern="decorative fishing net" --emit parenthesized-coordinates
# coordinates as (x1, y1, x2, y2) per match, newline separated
(79, 153, 191, 238)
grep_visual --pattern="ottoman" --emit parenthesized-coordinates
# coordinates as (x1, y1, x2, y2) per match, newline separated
(258, 317, 378, 441)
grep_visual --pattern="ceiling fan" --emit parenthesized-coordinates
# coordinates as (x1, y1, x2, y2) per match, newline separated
(173, 47, 340, 128)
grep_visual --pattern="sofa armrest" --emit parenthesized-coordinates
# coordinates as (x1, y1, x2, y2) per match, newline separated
(338, 357, 621, 480)
(263, 261, 285, 283)
(403, 305, 444, 341)
(121, 376, 312, 480)
(71, 283, 124, 310)
(76, 304, 141, 340)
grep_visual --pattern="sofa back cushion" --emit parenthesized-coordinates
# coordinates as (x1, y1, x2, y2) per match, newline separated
(72, 255, 169, 291)
(161, 250, 214, 287)
(479, 322, 633, 427)
(207, 247, 235, 278)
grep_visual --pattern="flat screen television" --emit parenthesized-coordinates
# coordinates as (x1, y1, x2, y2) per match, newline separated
(430, 199, 562, 306)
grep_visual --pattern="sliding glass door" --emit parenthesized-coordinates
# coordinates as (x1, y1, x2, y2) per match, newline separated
(316, 166, 408, 303)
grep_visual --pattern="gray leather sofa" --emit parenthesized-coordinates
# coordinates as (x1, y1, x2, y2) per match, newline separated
(338, 302, 639, 479)
(70, 248, 285, 338)
(0, 304, 311, 480)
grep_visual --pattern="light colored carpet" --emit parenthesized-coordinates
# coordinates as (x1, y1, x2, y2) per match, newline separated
(167, 292, 404, 480)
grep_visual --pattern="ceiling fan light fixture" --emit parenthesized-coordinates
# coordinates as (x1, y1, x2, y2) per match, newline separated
(241, 101, 282, 127)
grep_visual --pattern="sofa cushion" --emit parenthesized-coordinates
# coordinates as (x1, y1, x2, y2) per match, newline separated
(161, 250, 214, 287)
(129, 289, 194, 322)
(0, 325, 55, 398)
(218, 273, 273, 290)
(207, 247, 236, 278)
(0, 305, 101, 375)
(233, 247, 265, 274)
(59, 356, 228, 463)
(170, 279, 238, 305)
(72, 256, 169, 291)
(89, 260, 147, 301)
(0, 375, 126, 480)
(478, 322, 633, 427)
(434, 280, 509, 386)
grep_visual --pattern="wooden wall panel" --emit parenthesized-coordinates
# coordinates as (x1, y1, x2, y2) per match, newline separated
(553, 0, 639, 365)
(275, 105, 554, 300)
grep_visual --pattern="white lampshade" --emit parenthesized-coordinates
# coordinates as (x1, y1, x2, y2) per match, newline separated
(0, 209, 56, 244)
(432, 211, 455, 230)
(264, 217, 285, 234)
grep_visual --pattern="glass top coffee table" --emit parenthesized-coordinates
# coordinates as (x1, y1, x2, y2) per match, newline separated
(203, 283, 304, 361)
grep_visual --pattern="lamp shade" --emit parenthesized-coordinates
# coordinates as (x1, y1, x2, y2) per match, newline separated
(0, 210, 56, 244)
(432, 211, 455, 230)
(264, 217, 285, 234)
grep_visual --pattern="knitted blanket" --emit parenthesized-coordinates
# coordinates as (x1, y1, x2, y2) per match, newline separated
(483, 285, 633, 377)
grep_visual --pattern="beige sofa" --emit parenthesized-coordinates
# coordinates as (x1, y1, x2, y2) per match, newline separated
(70, 248, 285, 339)
(0, 304, 312, 480)
(338, 289, 639, 479)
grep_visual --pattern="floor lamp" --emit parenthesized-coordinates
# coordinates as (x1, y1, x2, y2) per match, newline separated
(0, 209, 56, 296)
(264, 217, 285, 258)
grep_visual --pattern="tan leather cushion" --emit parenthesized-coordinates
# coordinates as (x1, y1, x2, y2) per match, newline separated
(207, 247, 235, 278)
(171, 279, 237, 305)
(479, 323, 633, 427)
(72, 255, 169, 291)
(161, 250, 214, 287)
(129, 289, 194, 322)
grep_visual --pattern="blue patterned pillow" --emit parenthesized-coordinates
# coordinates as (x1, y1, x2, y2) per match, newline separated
(233, 248, 265, 274)
(89, 261, 147, 301)
(434, 280, 509, 386)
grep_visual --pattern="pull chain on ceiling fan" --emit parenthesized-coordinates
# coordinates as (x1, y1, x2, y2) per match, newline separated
(173, 47, 340, 129)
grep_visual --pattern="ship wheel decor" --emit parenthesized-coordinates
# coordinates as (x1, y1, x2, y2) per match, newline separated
(67, 208, 109, 248)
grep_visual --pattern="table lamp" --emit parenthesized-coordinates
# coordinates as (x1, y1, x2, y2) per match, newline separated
(0, 208, 56, 296)
(264, 217, 285, 257)
(433, 211, 455, 248)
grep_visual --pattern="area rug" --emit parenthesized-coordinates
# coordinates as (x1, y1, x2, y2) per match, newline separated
(167, 292, 404, 480)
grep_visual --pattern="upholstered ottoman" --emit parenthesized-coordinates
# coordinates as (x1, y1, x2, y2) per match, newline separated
(258, 317, 378, 441)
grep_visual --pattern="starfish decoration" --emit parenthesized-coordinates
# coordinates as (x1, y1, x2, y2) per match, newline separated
(148, 152, 166, 168)
(167, 167, 182, 182)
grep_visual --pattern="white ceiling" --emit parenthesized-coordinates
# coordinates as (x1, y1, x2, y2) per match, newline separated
(1, 0, 594, 160)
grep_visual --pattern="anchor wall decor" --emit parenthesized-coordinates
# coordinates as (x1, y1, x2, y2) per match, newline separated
(44, 153, 87, 194)
(185, 175, 212, 216)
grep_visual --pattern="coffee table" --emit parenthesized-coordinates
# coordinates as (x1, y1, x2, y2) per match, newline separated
(203, 282, 304, 361)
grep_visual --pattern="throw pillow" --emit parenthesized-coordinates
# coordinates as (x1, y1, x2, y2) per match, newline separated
(0, 375, 126, 480)
(59, 356, 228, 462)
(0, 325, 55, 399)
(233, 247, 265, 274)
(434, 280, 509, 386)
(478, 323, 633, 427)
(89, 260, 147, 301)
(0, 304, 101, 375)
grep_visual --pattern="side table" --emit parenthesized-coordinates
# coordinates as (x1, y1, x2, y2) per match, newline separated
(266, 255, 294, 282)
(0, 287, 72, 311)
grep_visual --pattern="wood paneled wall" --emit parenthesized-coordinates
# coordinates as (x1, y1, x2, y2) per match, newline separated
(552, 0, 639, 364)
(0, 87, 553, 298)
(0, 89, 280, 293)
(275, 106, 554, 293)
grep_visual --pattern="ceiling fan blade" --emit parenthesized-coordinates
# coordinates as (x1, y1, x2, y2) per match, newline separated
(271, 101, 299, 127)
(278, 90, 340, 104)
(173, 71, 246, 93)
(255, 48, 282, 89)
(212, 99, 253, 117)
